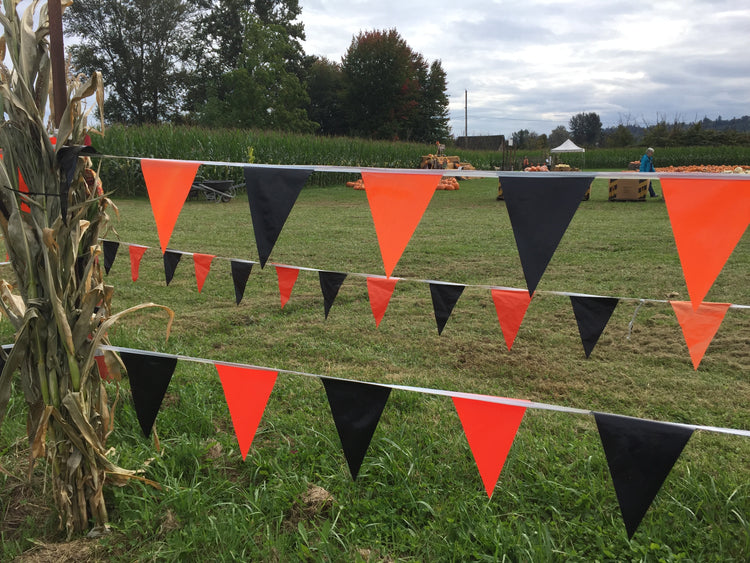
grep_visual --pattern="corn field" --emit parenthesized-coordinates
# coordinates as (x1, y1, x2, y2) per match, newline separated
(93, 125, 508, 195)
(524, 145, 750, 170)
(93, 126, 750, 197)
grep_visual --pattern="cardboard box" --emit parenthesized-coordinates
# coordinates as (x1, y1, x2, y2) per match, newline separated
(608, 178, 648, 201)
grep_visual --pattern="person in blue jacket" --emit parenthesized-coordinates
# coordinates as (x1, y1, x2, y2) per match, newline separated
(639, 147, 658, 197)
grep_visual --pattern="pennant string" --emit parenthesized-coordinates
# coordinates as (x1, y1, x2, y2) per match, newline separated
(96, 239, 750, 310)
(627, 300, 647, 340)
(93, 154, 750, 181)
(96, 344, 750, 439)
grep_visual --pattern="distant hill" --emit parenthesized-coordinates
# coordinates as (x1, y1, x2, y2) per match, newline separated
(699, 115, 750, 132)
(604, 115, 750, 141)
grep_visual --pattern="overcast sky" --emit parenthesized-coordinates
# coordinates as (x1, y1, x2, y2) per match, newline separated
(299, 0, 750, 138)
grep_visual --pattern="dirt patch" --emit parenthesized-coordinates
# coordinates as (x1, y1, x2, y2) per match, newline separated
(357, 548, 396, 563)
(1, 480, 52, 537)
(284, 483, 335, 530)
(1, 451, 54, 547)
(159, 509, 180, 536)
(12, 538, 105, 563)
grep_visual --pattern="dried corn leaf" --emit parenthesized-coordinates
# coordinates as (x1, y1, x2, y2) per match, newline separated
(30, 404, 53, 461)
(80, 303, 174, 386)
(0, 279, 26, 320)
(57, 72, 103, 147)
(0, 307, 38, 429)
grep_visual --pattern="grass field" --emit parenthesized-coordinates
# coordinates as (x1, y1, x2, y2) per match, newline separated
(1, 176, 749, 561)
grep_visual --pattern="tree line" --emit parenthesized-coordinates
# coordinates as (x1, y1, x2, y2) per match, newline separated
(511, 112, 750, 151)
(63, 0, 451, 143)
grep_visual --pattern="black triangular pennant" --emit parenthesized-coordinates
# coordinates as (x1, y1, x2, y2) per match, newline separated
(120, 351, 178, 438)
(244, 166, 313, 268)
(319, 271, 347, 319)
(501, 176, 593, 295)
(230, 260, 253, 305)
(102, 240, 120, 275)
(163, 250, 183, 286)
(56, 145, 98, 223)
(429, 282, 465, 335)
(570, 296, 619, 358)
(321, 377, 391, 480)
(594, 413, 693, 539)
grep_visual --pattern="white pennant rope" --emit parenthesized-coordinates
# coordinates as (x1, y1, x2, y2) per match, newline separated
(100, 154, 750, 181)
(100, 239, 750, 311)
(100, 345, 750, 439)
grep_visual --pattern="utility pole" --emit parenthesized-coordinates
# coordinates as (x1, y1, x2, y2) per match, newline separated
(464, 90, 468, 146)
(47, 0, 67, 128)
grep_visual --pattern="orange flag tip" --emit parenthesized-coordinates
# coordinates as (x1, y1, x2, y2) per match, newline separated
(490, 288, 533, 351)
(141, 159, 201, 254)
(670, 301, 731, 370)
(452, 397, 526, 498)
(661, 178, 750, 309)
(215, 364, 278, 460)
(362, 171, 442, 278)
(193, 253, 216, 293)
(367, 276, 398, 327)
(275, 265, 300, 309)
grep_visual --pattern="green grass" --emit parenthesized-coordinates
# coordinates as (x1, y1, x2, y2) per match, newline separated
(1, 177, 749, 561)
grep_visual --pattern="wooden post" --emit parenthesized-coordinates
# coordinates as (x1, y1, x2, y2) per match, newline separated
(47, 0, 67, 128)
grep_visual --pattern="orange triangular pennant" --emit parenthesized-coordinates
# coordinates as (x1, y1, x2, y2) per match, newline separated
(0, 152, 29, 212)
(367, 276, 398, 327)
(215, 364, 278, 460)
(274, 265, 300, 309)
(128, 245, 148, 282)
(192, 253, 216, 293)
(452, 397, 526, 498)
(661, 178, 750, 309)
(94, 354, 111, 382)
(141, 159, 201, 253)
(670, 301, 731, 370)
(18, 170, 30, 213)
(490, 289, 533, 350)
(362, 171, 442, 277)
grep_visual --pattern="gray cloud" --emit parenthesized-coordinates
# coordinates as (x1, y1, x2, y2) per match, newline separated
(300, 0, 750, 136)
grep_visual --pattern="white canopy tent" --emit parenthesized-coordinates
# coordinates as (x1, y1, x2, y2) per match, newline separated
(550, 139, 585, 168)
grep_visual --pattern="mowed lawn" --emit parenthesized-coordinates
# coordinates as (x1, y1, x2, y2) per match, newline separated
(1, 176, 748, 561)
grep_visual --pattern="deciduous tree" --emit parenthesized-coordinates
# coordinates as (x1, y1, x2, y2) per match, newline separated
(64, 0, 197, 124)
(198, 14, 315, 132)
(548, 125, 569, 148)
(605, 124, 635, 148)
(307, 58, 347, 136)
(341, 29, 450, 142)
(569, 112, 602, 147)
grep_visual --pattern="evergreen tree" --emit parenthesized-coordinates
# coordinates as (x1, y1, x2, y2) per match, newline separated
(418, 60, 451, 142)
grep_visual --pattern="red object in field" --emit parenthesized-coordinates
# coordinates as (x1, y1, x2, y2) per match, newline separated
(95, 354, 112, 381)
(0, 150, 31, 212)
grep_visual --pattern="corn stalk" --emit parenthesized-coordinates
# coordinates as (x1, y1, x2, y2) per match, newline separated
(0, 2, 171, 537)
